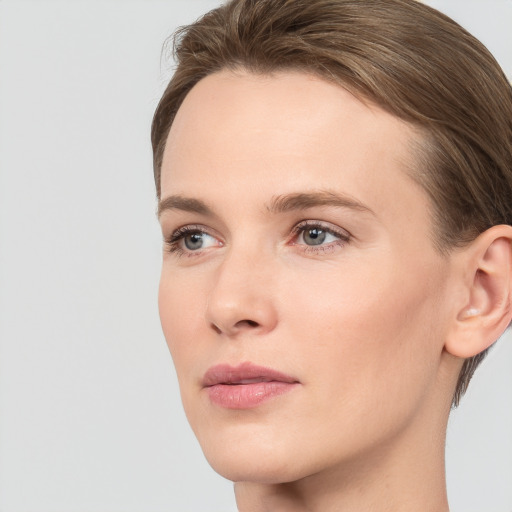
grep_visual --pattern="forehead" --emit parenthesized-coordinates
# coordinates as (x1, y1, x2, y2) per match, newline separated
(161, 69, 428, 223)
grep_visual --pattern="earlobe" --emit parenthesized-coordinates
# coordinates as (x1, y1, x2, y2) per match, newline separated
(445, 225, 512, 359)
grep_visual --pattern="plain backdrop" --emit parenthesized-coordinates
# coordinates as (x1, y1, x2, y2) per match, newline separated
(0, 1, 510, 511)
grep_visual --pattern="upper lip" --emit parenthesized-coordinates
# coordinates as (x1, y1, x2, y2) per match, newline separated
(202, 362, 299, 387)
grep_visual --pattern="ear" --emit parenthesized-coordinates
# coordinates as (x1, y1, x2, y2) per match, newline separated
(445, 225, 512, 359)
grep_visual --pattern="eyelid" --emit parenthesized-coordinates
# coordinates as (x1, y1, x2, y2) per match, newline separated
(163, 219, 351, 258)
(290, 220, 351, 242)
(287, 219, 352, 256)
(168, 224, 217, 242)
(164, 224, 223, 257)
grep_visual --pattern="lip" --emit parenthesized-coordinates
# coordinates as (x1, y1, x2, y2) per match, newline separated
(202, 362, 300, 409)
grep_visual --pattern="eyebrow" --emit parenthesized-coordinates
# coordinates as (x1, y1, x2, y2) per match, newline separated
(157, 190, 374, 218)
(158, 195, 214, 217)
(267, 190, 375, 215)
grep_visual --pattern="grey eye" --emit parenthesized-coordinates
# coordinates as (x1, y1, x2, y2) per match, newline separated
(184, 232, 206, 250)
(303, 228, 327, 246)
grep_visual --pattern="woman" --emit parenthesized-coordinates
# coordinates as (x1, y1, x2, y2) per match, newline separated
(152, 0, 512, 510)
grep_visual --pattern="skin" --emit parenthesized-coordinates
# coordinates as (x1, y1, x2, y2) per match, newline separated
(157, 69, 493, 511)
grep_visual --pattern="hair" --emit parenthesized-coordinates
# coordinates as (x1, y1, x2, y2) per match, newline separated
(151, 0, 512, 406)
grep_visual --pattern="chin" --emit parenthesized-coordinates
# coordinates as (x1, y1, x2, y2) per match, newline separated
(192, 421, 313, 484)
(203, 446, 307, 484)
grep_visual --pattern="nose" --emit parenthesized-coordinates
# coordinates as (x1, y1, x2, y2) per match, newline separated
(205, 247, 278, 337)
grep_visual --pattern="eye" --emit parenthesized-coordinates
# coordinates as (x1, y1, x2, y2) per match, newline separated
(292, 221, 350, 251)
(299, 226, 338, 246)
(165, 225, 222, 256)
(182, 231, 215, 250)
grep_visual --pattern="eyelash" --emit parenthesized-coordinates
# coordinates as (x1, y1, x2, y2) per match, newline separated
(164, 221, 351, 258)
(165, 224, 214, 258)
(291, 220, 351, 254)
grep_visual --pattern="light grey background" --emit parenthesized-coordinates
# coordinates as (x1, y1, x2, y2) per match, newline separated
(0, 1, 510, 511)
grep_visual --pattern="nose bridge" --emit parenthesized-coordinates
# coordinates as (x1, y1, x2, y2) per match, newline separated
(205, 239, 278, 336)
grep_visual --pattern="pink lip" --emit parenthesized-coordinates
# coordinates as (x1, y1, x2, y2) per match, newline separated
(202, 362, 300, 409)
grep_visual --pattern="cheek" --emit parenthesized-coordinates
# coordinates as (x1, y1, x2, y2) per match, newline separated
(158, 268, 207, 371)
(158, 267, 216, 430)
(264, 261, 447, 474)
(281, 257, 445, 416)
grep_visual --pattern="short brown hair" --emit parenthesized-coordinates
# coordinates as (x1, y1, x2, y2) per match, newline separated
(151, 0, 512, 405)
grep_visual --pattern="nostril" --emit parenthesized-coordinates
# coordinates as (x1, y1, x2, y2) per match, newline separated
(211, 323, 222, 334)
(209, 319, 260, 335)
(235, 319, 259, 328)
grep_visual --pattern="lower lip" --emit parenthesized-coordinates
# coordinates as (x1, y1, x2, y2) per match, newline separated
(205, 381, 298, 409)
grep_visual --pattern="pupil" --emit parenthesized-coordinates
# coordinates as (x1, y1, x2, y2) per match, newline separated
(184, 233, 203, 250)
(305, 228, 326, 246)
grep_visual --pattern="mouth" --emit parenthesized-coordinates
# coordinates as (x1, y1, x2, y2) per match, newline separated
(202, 362, 300, 409)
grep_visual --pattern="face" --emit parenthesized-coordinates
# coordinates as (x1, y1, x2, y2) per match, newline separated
(158, 70, 454, 483)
